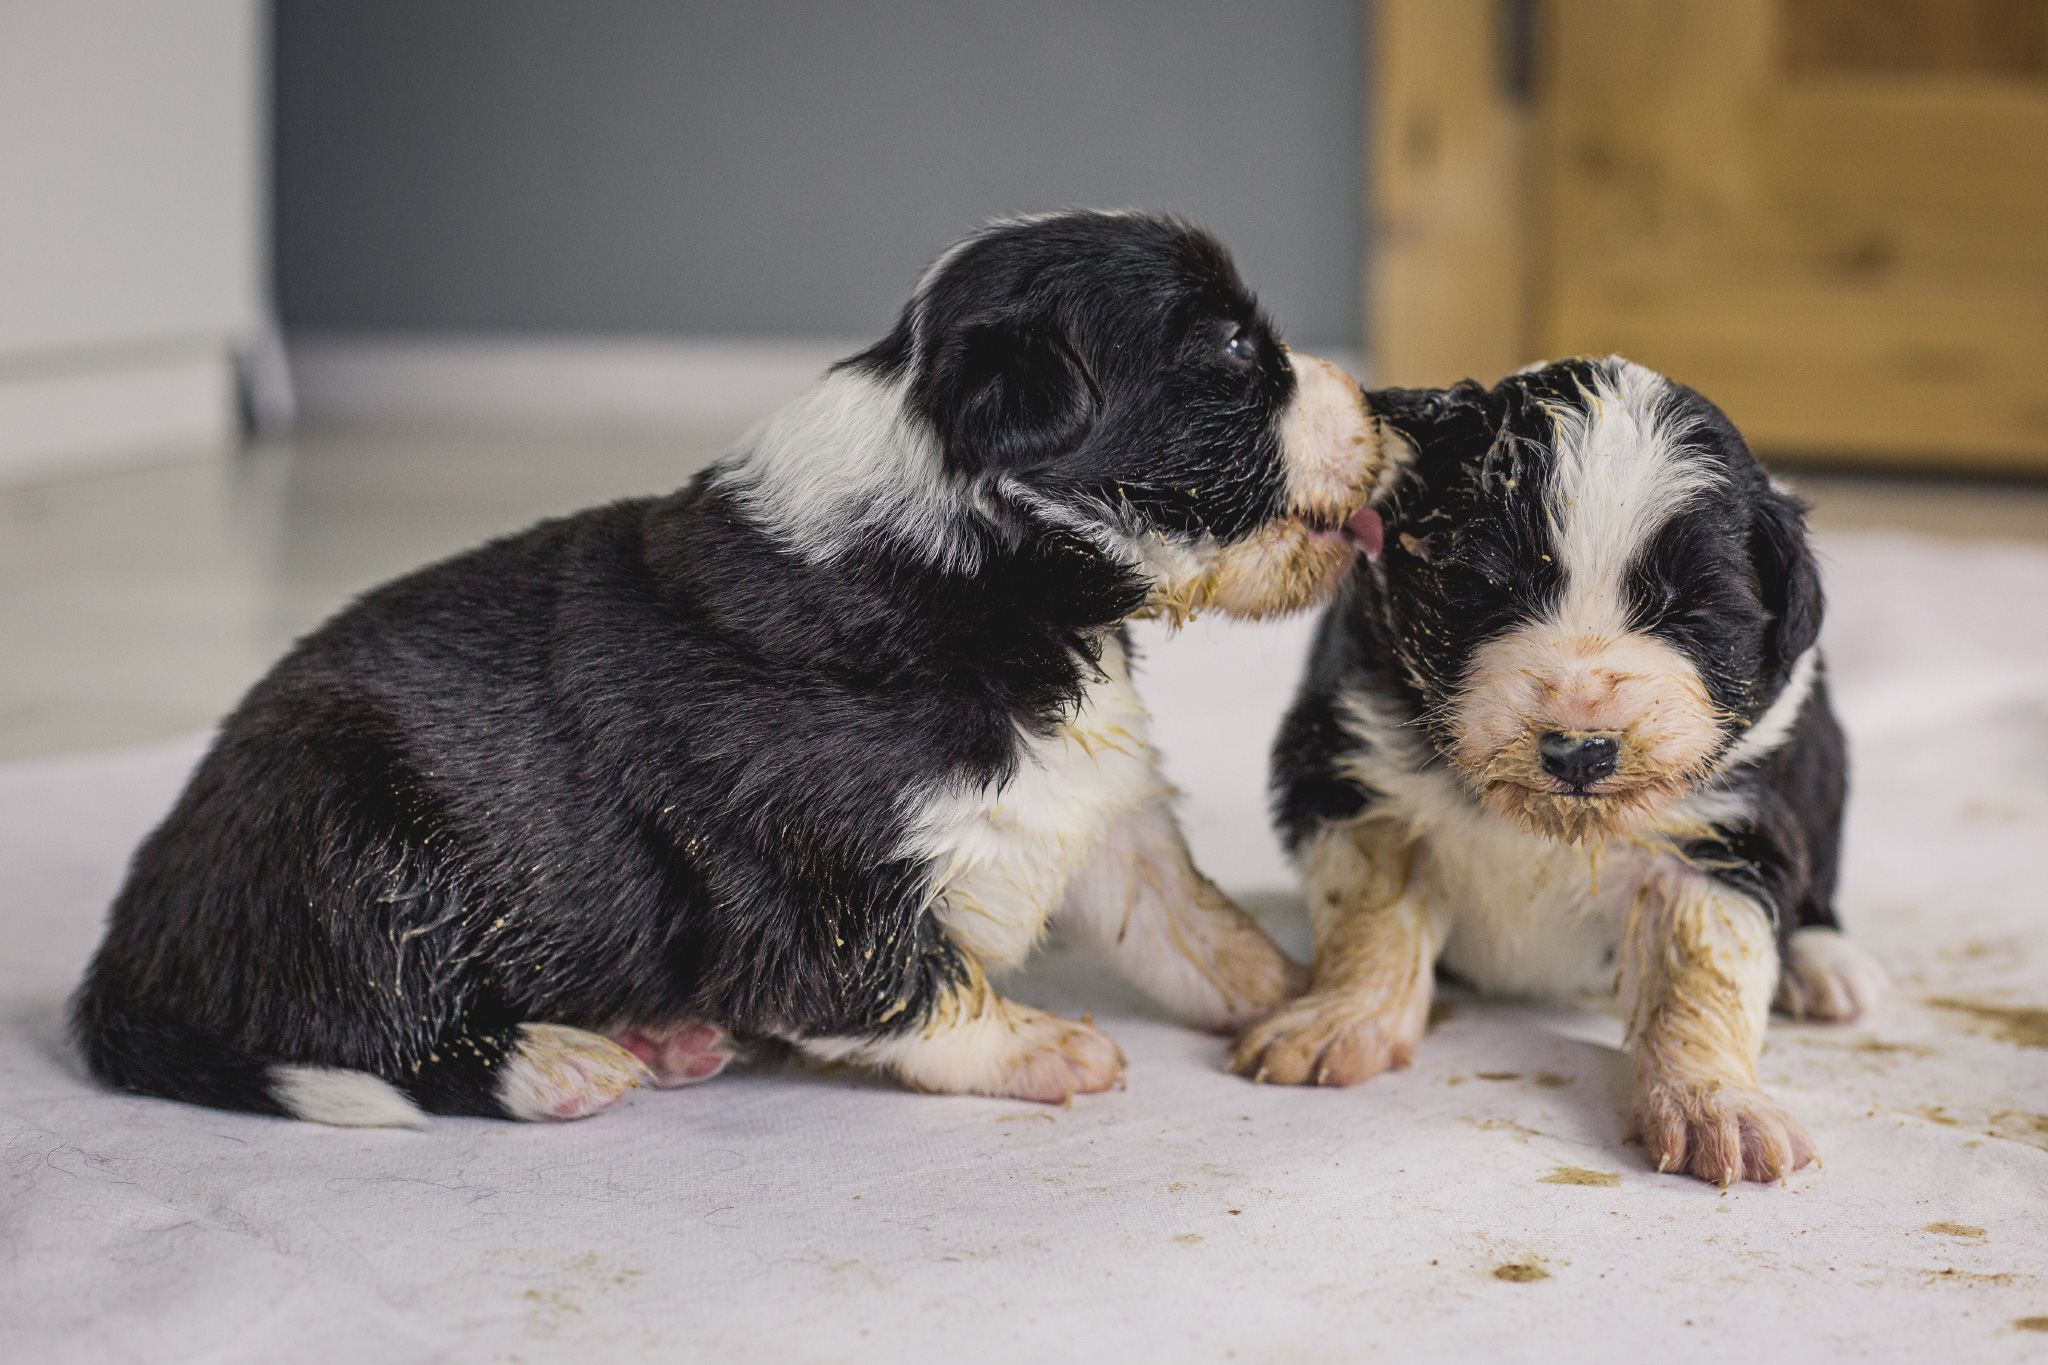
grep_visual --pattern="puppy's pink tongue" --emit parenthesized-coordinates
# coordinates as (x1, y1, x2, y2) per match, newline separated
(1342, 506, 1384, 560)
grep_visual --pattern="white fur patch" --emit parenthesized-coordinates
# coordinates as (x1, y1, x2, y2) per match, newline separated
(495, 1024, 651, 1122)
(271, 1065, 428, 1129)
(1277, 353, 1376, 518)
(799, 996, 1123, 1102)
(1718, 646, 1820, 771)
(1055, 798, 1300, 1030)
(711, 366, 983, 571)
(900, 635, 1163, 969)
(1544, 360, 1719, 640)
(1778, 926, 1888, 1022)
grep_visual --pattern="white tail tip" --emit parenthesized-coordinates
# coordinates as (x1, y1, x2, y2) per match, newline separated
(272, 1065, 429, 1129)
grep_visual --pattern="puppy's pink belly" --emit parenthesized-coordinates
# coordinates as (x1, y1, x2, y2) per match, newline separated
(614, 1023, 735, 1088)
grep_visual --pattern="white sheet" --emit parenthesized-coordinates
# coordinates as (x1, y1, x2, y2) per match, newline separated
(4, 530, 2046, 1363)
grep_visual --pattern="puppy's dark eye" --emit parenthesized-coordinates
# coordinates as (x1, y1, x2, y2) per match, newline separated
(1223, 327, 1258, 367)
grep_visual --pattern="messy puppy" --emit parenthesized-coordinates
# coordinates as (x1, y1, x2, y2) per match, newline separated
(76, 210, 1387, 1126)
(1237, 357, 1886, 1184)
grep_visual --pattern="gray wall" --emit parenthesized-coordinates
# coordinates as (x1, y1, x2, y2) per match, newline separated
(275, 1, 1365, 349)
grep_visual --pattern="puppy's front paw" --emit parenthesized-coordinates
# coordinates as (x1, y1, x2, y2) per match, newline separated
(1632, 1074, 1815, 1184)
(992, 1009, 1127, 1104)
(1777, 927, 1888, 1022)
(1227, 992, 1420, 1087)
(498, 1024, 653, 1120)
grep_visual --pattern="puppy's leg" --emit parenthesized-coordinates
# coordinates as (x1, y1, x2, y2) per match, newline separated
(1622, 867, 1815, 1184)
(1057, 798, 1305, 1032)
(1228, 817, 1439, 1086)
(409, 1022, 652, 1121)
(798, 955, 1124, 1104)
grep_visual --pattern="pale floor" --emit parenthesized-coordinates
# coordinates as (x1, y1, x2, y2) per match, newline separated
(4, 432, 2048, 762)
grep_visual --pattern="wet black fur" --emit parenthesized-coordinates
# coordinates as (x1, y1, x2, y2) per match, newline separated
(1272, 359, 1846, 958)
(75, 211, 1306, 1119)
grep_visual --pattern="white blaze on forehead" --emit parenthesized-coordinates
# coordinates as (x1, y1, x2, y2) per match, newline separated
(1544, 360, 1719, 636)
(711, 366, 983, 571)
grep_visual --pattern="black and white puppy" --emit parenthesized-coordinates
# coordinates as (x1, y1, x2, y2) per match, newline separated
(1236, 356, 1887, 1185)
(76, 211, 1387, 1126)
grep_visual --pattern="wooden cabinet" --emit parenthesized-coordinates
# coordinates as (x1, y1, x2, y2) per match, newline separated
(1371, 0, 2048, 472)
(0, 1, 263, 479)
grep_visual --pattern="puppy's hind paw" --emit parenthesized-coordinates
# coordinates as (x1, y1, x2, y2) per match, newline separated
(989, 1009, 1126, 1104)
(1777, 927, 1888, 1023)
(498, 1024, 653, 1121)
(1227, 992, 1421, 1087)
(1632, 1076, 1816, 1185)
(613, 1022, 737, 1088)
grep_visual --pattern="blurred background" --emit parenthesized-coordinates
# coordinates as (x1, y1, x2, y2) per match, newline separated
(3, 0, 2046, 760)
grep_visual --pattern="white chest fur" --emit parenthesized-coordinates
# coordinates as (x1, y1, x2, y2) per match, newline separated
(899, 635, 1163, 968)
(1420, 784, 1757, 999)
(1419, 800, 1653, 999)
(1333, 688, 1700, 1000)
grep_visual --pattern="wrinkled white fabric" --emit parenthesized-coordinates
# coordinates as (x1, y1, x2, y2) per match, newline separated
(3, 530, 2045, 1363)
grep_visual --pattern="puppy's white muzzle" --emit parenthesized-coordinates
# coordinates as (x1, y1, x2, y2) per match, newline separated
(1280, 353, 1382, 527)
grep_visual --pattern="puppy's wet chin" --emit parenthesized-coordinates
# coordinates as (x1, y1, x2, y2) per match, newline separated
(1468, 727, 1700, 844)
(1213, 519, 1363, 619)
(1137, 520, 1360, 625)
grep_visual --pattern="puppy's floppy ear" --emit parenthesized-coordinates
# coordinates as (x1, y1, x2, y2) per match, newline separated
(1749, 484, 1823, 681)
(920, 320, 1099, 476)
(1362, 380, 1492, 457)
(1362, 384, 1464, 433)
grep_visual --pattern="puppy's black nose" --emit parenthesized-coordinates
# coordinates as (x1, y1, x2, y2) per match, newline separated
(1538, 732, 1620, 789)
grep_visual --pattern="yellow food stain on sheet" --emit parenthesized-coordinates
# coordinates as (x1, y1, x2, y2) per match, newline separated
(1921, 1269, 2029, 1287)
(1540, 1166, 1621, 1187)
(1493, 1260, 1549, 1282)
(1798, 1035, 1933, 1058)
(1923, 1222, 1987, 1238)
(1926, 998, 2048, 1048)
(1464, 1117, 1543, 1141)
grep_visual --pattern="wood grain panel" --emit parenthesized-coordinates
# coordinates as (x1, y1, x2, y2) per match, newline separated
(1369, 0, 1533, 387)
(1533, 0, 2048, 469)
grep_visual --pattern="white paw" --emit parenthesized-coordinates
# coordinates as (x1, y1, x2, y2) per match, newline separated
(982, 1009, 1127, 1103)
(497, 1024, 652, 1120)
(1633, 1072, 1816, 1185)
(1227, 991, 1424, 1087)
(917, 1005, 1124, 1104)
(1777, 927, 1888, 1022)
(833, 1000, 1126, 1104)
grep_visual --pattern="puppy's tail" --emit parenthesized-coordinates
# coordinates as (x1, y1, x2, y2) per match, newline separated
(73, 998, 429, 1130)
